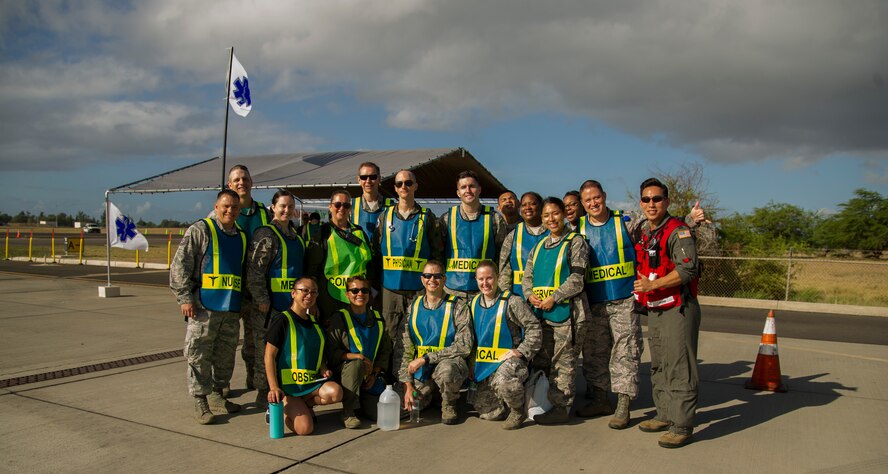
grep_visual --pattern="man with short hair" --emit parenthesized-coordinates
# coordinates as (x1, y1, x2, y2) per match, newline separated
(497, 190, 521, 231)
(171, 189, 246, 424)
(439, 170, 507, 298)
(373, 169, 443, 343)
(632, 178, 701, 449)
(398, 260, 472, 425)
(352, 161, 394, 239)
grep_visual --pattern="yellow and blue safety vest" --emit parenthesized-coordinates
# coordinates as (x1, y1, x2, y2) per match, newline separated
(471, 292, 513, 382)
(338, 308, 385, 363)
(264, 223, 306, 311)
(530, 233, 577, 323)
(408, 295, 458, 381)
(380, 207, 430, 291)
(236, 200, 270, 239)
(508, 223, 549, 298)
(352, 196, 394, 239)
(276, 310, 326, 397)
(198, 218, 246, 312)
(444, 206, 496, 292)
(578, 212, 636, 302)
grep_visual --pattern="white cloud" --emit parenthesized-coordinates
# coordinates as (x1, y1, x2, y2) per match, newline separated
(135, 201, 152, 215)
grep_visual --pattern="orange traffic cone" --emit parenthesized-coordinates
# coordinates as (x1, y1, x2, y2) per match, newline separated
(745, 310, 787, 392)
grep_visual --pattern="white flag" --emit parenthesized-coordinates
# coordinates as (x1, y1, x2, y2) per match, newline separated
(228, 54, 252, 117)
(108, 202, 149, 251)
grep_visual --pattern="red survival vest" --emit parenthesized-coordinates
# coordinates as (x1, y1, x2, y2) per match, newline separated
(634, 217, 698, 310)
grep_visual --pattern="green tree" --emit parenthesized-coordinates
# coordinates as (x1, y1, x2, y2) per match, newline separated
(814, 189, 888, 251)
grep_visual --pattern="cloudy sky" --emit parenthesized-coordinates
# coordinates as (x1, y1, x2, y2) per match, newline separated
(1, 0, 886, 223)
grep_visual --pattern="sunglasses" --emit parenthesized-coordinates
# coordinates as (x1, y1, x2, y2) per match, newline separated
(395, 180, 414, 188)
(347, 287, 371, 295)
(295, 288, 318, 295)
(641, 195, 665, 204)
(421, 273, 444, 280)
(331, 201, 352, 210)
(359, 174, 379, 181)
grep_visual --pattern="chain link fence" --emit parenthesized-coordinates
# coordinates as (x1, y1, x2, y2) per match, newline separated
(699, 250, 888, 307)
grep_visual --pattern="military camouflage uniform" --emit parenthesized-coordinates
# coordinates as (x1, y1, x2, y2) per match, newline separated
(372, 204, 443, 344)
(522, 233, 590, 409)
(471, 294, 542, 419)
(244, 222, 303, 394)
(438, 206, 508, 300)
(583, 210, 698, 398)
(326, 309, 393, 419)
(497, 224, 548, 294)
(396, 295, 473, 408)
(170, 217, 243, 397)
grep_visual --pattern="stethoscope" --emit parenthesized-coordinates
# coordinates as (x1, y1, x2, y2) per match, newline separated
(388, 211, 425, 243)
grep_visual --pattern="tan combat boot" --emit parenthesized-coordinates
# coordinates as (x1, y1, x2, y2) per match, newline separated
(658, 430, 693, 448)
(501, 409, 526, 430)
(534, 406, 569, 425)
(576, 388, 613, 418)
(208, 390, 241, 414)
(441, 402, 458, 425)
(638, 418, 670, 432)
(194, 395, 215, 425)
(608, 393, 630, 429)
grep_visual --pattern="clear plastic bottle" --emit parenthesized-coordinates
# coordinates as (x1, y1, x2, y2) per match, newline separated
(376, 385, 400, 431)
(410, 390, 423, 423)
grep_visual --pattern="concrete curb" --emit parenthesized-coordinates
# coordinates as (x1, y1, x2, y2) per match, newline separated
(699, 296, 888, 317)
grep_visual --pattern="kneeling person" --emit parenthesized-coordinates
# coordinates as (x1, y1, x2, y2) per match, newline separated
(471, 260, 541, 430)
(398, 260, 473, 425)
(265, 277, 343, 436)
(327, 276, 393, 429)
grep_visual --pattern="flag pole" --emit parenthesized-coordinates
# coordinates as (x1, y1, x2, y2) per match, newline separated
(105, 190, 112, 287)
(221, 46, 234, 190)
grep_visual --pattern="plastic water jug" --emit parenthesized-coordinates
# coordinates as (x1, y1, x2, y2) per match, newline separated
(377, 385, 400, 431)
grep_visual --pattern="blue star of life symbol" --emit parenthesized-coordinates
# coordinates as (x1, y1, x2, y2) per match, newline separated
(233, 76, 251, 107)
(116, 215, 138, 242)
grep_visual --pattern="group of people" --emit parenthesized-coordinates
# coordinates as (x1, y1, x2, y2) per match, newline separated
(170, 161, 705, 448)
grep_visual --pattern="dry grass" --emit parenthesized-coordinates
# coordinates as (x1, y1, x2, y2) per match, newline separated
(791, 259, 888, 307)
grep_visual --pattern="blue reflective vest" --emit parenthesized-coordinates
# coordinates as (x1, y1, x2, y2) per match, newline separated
(508, 223, 549, 298)
(578, 212, 636, 302)
(408, 295, 458, 381)
(380, 206, 431, 291)
(236, 200, 270, 239)
(352, 196, 393, 240)
(264, 224, 306, 311)
(530, 234, 577, 323)
(444, 206, 496, 292)
(198, 218, 246, 312)
(276, 311, 326, 397)
(471, 292, 513, 382)
(338, 309, 385, 362)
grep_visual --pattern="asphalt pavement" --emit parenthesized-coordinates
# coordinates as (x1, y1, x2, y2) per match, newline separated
(1, 261, 887, 472)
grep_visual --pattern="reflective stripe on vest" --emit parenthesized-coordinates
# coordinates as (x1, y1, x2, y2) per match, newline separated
(381, 206, 429, 291)
(634, 217, 697, 310)
(530, 233, 576, 323)
(199, 218, 246, 312)
(352, 196, 393, 239)
(236, 201, 269, 238)
(445, 206, 495, 292)
(266, 224, 306, 311)
(277, 311, 325, 397)
(471, 292, 513, 382)
(323, 226, 372, 303)
(339, 308, 384, 362)
(509, 223, 549, 298)
(579, 212, 636, 302)
(409, 295, 456, 381)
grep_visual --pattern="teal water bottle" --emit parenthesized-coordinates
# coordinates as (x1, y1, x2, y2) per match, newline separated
(269, 402, 284, 439)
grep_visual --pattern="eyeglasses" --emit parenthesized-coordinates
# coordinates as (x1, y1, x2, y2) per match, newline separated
(641, 196, 665, 204)
(421, 273, 444, 280)
(394, 180, 414, 188)
(331, 201, 352, 210)
(295, 288, 318, 295)
(359, 174, 379, 181)
(347, 287, 371, 295)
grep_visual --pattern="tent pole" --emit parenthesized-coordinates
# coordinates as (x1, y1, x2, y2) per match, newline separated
(105, 190, 112, 287)
(221, 47, 234, 190)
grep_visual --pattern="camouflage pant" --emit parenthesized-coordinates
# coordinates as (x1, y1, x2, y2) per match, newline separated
(472, 357, 529, 418)
(246, 305, 272, 391)
(381, 288, 420, 347)
(533, 322, 583, 409)
(411, 358, 469, 407)
(582, 297, 644, 398)
(184, 308, 240, 396)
